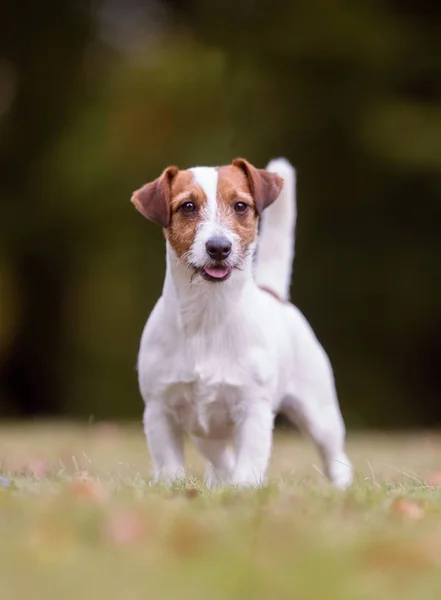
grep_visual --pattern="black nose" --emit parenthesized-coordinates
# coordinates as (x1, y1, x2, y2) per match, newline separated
(206, 236, 232, 261)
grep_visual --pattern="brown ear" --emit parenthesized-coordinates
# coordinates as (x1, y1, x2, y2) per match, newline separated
(131, 166, 179, 228)
(232, 158, 283, 214)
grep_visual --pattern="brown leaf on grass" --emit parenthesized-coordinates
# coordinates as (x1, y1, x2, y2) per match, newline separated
(168, 518, 207, 557)
(425, 471, 441, 486)
(17, 458, 48, 477)
(103, 510, 148, 546)
(66, 479, 105, 502)
(361, 540, 431, 573)
(185, 487, 200, 499)
(390, 498, 425, 520)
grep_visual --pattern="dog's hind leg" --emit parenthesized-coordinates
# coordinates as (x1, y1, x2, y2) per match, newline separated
(282, 396, 352, 489)
(191, 437, 236, 488)
(281, 348, 353, 489)
(143, 403, 185, 485)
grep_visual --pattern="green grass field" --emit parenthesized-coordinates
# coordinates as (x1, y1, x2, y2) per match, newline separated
(1, 423, 441, 599)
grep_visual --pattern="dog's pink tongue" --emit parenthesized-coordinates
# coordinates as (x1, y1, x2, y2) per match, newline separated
(204, 265, 229, 279)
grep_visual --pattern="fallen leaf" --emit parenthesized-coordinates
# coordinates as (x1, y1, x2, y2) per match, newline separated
(103, 510, 147, 545)
(425, 471, 441, 486)
(362, 540, 431, 572)
(390, 498, 425, 520)
(185, 487, 200, 499)
(168, 518, 207, 557)
(18, 458, 48, 477)
(66, 479, 105, 502)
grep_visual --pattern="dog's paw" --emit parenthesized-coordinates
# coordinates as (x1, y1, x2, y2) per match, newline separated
(151, 467, 186, 487)
(230, 470, 267, 489)
(327, 455, 353, 490)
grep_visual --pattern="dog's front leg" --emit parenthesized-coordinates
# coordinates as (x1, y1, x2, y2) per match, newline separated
(232, 402, 274, 487)
(143, 403, 185, 485)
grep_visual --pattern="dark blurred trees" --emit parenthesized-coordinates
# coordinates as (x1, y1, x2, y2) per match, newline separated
(164, 0, 441, 426)
(0, 1, 95, 415)
(0, 0, 440, 425)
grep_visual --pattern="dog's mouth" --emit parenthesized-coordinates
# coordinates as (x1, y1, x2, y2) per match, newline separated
(201, 264, 232, 282)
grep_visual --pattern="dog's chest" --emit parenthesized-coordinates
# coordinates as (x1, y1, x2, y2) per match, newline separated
(165, 365, 246, 437)
(141, 300, 275, 438)
(163, 356, 247, 438)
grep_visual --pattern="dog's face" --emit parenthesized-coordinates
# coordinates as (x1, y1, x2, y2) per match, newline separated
(131, 158, 283, 283)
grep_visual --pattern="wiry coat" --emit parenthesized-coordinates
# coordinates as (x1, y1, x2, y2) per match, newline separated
(132, 158, 353, 488)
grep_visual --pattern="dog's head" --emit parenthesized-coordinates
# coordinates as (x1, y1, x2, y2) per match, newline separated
(131, 159, 283, 283)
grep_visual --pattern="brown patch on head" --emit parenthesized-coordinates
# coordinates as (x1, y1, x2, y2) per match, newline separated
(232, 158, 283, 215)
(132, 159, 284, 267)
(217, 165, 260, 251)
(166, 170, 207, 259)
(131, 166, 178, 227)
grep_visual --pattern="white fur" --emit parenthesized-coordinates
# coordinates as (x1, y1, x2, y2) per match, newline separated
(189, 167, 218, 221)
(137, 159, 353, 489)
(187, 167, 241, 269)
(256, 158, 296, 300)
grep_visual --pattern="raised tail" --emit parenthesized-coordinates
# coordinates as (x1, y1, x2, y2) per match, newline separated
(255, 158, 297, 301)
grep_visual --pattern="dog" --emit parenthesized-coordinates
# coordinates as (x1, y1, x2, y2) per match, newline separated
(131, 158, 353, 489)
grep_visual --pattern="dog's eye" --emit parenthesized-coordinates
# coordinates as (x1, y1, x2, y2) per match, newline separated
(180, 201, 196, 214)
(234, 202, 248, 214)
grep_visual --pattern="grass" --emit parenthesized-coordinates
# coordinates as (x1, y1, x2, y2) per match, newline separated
(1, 423, 441, 600)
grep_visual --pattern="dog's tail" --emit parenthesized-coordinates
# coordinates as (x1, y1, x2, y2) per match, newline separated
(255, 158, 297, 301)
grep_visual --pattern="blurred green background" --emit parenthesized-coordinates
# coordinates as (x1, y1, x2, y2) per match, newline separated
(0, 0, 440, 427)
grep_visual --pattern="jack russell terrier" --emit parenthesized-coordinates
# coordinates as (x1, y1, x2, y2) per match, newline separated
(131, 158, 353, 489)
